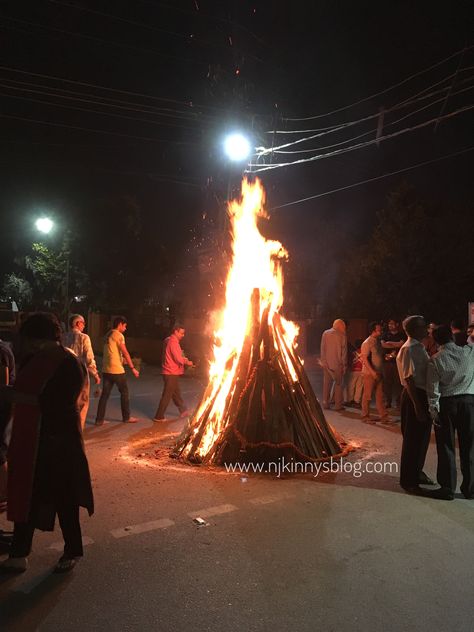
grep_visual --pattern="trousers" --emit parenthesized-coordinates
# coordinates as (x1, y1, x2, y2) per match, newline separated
(400, 387, 432, 489)
(96, 373, 130, 422)
(435, 394, 474, 498)
(361, 373, 387, 418)
(154, 375, 185, 419)
(11, 502, 83, 558)
(322, 367, 344, 409)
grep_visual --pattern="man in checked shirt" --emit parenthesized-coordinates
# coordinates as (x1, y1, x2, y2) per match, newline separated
(426, 324, 474, 500)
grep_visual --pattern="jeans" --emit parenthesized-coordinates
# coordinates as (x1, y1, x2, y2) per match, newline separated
(95, 373, 130, 422)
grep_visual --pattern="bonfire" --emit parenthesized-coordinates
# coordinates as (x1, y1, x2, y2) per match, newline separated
(173, 178, 350, 465)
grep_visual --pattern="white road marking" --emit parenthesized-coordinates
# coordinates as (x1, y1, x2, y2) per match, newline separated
(49, 535, 94, 551)
(111, 518, 174, 538)
(249, 492, 295, 505)
(188, 504, 238, 519)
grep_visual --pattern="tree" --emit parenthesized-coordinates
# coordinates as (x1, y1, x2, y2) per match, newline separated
(1, 272, 33, 309)
(25, 242, 68, 307)
(335, 183, 473, 321)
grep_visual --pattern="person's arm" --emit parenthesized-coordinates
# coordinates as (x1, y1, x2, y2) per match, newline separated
(341, 336, 348, 374)
(361, 341, 377, 378)
(83, 334, 100, 384)
(426, 359, 441, 425)
(169, 338, 193, 367)
(381, 340, 404, 349)
(404, 375, 429, 423)
(119, 342, 139, 377)
(0, 364, 7, 387)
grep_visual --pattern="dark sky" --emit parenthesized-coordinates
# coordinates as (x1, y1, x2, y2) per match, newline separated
(1, 0, 473, 281)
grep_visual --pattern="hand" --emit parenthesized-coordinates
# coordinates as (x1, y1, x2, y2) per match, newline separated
(132, 368, 139, 378)
(431, 411, 441, 428)
(415, 404, 429, 424)
(95, 375, 101, 385)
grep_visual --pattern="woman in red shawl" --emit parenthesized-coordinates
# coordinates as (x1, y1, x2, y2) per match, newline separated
(0, 312, 93, 574)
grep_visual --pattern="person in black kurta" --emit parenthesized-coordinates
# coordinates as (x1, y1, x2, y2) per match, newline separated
(0, 312, 94, 574)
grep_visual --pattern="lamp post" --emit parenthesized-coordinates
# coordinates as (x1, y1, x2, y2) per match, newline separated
(34, 217, 70, 319)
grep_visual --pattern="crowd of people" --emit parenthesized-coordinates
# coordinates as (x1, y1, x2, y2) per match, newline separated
(321, 316, 474, 500)
(0, 310, 472, 575)
(0, 312, 195, 575)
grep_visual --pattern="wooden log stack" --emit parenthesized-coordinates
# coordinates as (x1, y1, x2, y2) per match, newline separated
(172, 289, 350, 466)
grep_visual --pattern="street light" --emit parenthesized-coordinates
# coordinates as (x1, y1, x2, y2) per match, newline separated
(223, 132, 252, 162)
(35, 217, 54, 234)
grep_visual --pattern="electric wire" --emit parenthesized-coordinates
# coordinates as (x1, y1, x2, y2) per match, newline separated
(270, 145, 474, 209)
(283, 45, 474, 121)
(247, 103, 474, 172)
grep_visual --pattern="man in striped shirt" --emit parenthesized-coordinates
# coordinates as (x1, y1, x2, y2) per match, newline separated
(426, 324, 474, 500)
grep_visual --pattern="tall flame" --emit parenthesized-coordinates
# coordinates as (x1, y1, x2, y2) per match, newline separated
(181, 177, 299, 460)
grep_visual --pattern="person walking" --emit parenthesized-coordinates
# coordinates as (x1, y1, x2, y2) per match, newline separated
(396, 315, 433, 493)
(426, 325, 474, 500)
(360, 322, 390, 424)
(95, 316, 139, 426)
(320, 319, 347, 411)
(63, 313, 100, 429)
(153, 324, 194, 422)
(0, 312, 93, 574)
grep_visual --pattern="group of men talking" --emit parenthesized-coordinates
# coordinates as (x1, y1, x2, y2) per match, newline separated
(321, 316, 474, 500)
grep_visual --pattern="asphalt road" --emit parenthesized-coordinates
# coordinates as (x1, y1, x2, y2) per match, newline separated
(1, 364, 473, 631)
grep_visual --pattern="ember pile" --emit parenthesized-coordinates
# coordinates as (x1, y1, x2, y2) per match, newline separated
(173, 179, 350, 466)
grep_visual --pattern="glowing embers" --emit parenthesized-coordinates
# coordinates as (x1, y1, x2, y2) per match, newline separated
(173, 178, 348, 465)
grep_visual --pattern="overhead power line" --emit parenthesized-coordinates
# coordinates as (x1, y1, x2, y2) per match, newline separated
(270, 145, 474, 209)
(247, 103, 474, 172)
(283, 44, 474, 121)
(0, 112, 199, 144)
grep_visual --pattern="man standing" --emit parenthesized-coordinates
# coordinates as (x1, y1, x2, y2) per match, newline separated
(320, 319, 347, 411)
(63, 314, 100, 429)
(426, 325, 474, 500)
(396, 315, 432, 493)
(153, 324, 194, 422)
(381, 318, 405, 409)
(95, 316, 139, 426)
(361, 322, 390, 424)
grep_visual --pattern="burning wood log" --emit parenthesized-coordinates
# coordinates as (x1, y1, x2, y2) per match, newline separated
(172, 178, 351, 466)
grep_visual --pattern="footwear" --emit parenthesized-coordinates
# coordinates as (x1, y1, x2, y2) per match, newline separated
(0, 556, 28, 573)
(361, 416, 376, 425)
(401, 485, 426, 496)
(179, 410, 192, 418)
(322, 403, 331, 410)
(152, 417, 166, 422)
(123, 417, 138, 423)
(352, 402, 362, 409)
(418, 471, 435, 485)
(54, 556, 78, 573)
(334, 406, 345, 412)
(95, 419, 104, 426)
(423, 487, 455, 501)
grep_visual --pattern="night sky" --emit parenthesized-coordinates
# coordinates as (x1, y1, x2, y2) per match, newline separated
(1, 0, 473, 309)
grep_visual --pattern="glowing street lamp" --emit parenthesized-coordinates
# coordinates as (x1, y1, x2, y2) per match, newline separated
(223, 132, 252, 162)
(35, 217, 54, 234)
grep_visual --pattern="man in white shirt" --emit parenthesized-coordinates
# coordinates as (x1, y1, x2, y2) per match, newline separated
(396, 315, 433, 493)
(62, 314, 100, 429)
(426, 324, 474, 500)
(320, 319, 347, 411)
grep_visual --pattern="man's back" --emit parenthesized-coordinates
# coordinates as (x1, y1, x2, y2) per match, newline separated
(102, 329, 125, 374)
(321, 328, 345, 369)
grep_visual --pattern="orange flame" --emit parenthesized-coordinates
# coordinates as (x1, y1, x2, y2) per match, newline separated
(182, 178, 299, 460)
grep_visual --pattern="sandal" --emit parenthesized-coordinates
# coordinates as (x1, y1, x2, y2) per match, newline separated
(54, 556, 77, 573)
